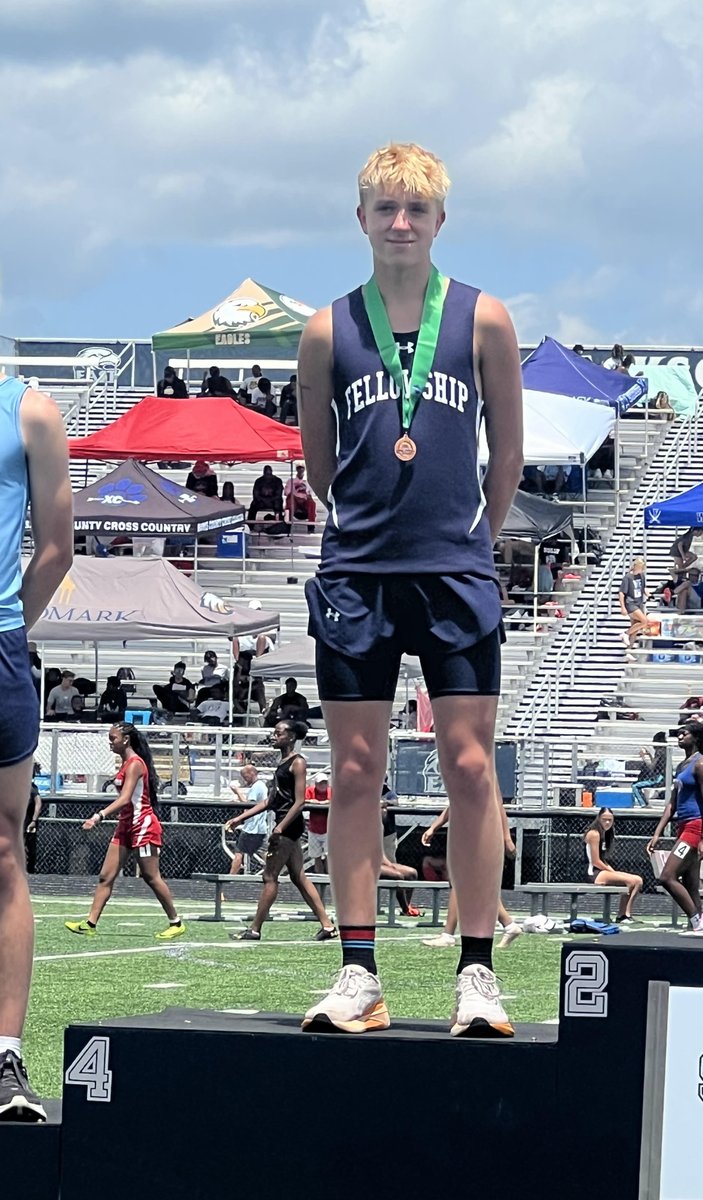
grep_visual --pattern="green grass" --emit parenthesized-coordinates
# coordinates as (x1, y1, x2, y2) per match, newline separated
(26, 893, 567, 1098)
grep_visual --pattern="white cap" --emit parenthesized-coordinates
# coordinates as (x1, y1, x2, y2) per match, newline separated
(248, 599, 262, 610)
(314, 772, 329, 784)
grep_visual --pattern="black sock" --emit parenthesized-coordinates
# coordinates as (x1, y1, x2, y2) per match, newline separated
(87, 920, 96, 929)
(339, 926, 377, 975)
(457, 935, 494, 975)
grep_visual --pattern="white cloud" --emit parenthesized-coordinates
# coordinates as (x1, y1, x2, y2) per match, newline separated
(0, 0, 701, 339)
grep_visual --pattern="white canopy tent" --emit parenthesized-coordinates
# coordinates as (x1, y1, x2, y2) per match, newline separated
(479, 389, 616, 467)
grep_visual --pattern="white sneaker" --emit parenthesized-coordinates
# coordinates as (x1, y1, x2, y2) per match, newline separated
(498, 921, 522, 948)
(620, 632, 630, 646)
(422, 932, 457, 948)
(451, 964, 514, 1038)
(301, 964, 390, 1033)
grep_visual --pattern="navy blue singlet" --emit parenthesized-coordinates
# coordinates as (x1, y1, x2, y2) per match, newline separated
(320, 279, 498, 589)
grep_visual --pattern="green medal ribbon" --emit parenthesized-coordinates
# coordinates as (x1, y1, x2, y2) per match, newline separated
(362, 264, 449, 436)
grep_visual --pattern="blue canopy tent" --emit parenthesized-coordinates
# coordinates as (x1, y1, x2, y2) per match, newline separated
(644, 483, 703, 529)
(522, 337, 649, 521)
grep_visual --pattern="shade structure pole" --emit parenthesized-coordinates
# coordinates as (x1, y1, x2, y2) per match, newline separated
(186, 350, 191, 390)
(533, 543, 539, 632)
(194, 534, 199, 585)
(228, 638, 235, 736)
(581, 454, 587, 566)
(614, 410, 621, 523)
(289, 459, 295, 574)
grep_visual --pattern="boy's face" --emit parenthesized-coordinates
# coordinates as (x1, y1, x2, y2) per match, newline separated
(357, 187, 445, 269)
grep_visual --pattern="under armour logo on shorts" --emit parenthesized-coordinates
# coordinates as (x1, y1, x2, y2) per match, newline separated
(325, 608, 341, 622)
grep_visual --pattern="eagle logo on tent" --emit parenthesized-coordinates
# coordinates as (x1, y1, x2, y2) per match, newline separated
(212, 297, 268, 328)
(87, 480, 148, 507)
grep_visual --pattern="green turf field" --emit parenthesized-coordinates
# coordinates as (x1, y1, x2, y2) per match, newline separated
(28, 893, 569, 1097)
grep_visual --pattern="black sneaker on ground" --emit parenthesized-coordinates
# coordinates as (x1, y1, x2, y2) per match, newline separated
(230, 928, 261, 941)
(314, 926, 339, 942)
(0, 1051, 47, 1122)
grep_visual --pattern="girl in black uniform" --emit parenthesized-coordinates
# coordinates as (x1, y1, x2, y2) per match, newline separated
(228, 719, 337, 941)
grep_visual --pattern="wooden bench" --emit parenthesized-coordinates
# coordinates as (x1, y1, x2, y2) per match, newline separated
(515, 883, 627, 924)
(192, 872, 451, 927)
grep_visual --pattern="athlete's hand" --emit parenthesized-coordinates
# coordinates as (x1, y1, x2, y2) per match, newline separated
(83, 816, 100, 831)
(646, 839, 657, 855)
(421, 827, 435, 847)
(504, 837, 517, 860)
(272, 825, 283, 838)
(26, 821, 37, 834)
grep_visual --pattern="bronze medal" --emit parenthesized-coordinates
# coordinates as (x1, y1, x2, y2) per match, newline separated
(394, 435, 417, 462)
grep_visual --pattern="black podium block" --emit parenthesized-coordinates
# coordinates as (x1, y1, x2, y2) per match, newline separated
(556, 934, 703, 1200)
(61, 1011, 558, 1200)
(0, 1100, 61, 1200)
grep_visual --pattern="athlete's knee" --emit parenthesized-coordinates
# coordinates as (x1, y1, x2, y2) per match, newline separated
(442, 744, 493, 797)
(0, 824, 24, 882)
(97, 868, 118, 888)
(333, 748, 386, 799)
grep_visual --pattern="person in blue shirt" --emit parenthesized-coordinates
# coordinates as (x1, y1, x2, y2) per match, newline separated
(647, 721, 703, 933)
(298, 142, 523, 1038)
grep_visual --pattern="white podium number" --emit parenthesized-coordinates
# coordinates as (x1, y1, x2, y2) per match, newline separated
(64, 1036, 113, 1102)
(564, 950, 609, 1017)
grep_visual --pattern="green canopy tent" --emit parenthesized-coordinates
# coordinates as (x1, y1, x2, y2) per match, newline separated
(151, 277, 316, 384)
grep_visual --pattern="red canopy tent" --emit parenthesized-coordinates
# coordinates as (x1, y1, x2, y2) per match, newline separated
(69, 396, 302, 463)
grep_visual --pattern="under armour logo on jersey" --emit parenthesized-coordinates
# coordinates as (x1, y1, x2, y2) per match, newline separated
(396, 340, 415, 354)
(325, 608, 340, 622)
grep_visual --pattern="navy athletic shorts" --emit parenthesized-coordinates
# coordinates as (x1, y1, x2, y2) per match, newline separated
(0, 626, 40, 767)
(306, 573, 503, 702)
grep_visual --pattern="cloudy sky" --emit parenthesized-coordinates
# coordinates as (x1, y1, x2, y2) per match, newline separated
(1, 0, 701, 345)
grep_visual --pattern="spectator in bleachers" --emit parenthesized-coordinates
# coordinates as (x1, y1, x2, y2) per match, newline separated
(536, 551, 554, 601)
(247, 465, 284, 521)
(220, 482, 237, 504)
(305, 772, 331, 873)
(264, 677, 309, 727)
(153, 661, 195, 715)
(279, 374, 298, 424)
(618, 557, 651, 650)
(632, 732, 668, 807)
(572, 344, 585, 356)
(583, 808, 643, 923)
(97, 676, 129, 724)
(197, 650, 228, 690)
(199, 365, 236, 397)
(284, 464, 317, 532)
(617, 354, 635, 374)
(196, 684, 230, 724)
(244, 364, 263, 396)
(251, 377, 277, 418)
(65, 695, 92, 723)
(157, 366, 188, 398)
(674, 569, 703, 613)
(588, 432, 615, 480)
(603, 343, 625, 370)
(45, 670, 79, 718)
(186, 460, 218, 498)
(381, 786, 421, 917)
(669, 527, 700, 573)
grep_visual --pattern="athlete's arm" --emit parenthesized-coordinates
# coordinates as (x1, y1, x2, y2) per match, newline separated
(693, 758, 703, 817)
(646, 801, 673, 853)
(497, 793, 516, 858)
(475, 295, 524, 542)
(421, 805, 449, 846)
(20, 389, 73, 631)
(274, 757, 307, 836)
(585, 829, 609, 872)
(297, 307, 336, 508)
(84, 761, 143, 829)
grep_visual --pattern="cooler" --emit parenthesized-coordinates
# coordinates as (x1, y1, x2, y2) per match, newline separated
(217, 530, 246, 559)
(594, 786, 632, 808)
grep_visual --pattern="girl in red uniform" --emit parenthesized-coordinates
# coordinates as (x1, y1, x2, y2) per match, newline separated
(65, 723, 186, 939)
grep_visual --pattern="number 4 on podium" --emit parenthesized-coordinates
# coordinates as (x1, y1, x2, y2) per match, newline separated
(65, 1036, 113, 1102)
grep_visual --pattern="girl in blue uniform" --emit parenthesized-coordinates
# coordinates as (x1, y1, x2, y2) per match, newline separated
(647, 722, 703, 933)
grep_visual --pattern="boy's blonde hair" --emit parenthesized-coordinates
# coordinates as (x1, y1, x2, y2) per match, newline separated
(358, 143, 450, 205)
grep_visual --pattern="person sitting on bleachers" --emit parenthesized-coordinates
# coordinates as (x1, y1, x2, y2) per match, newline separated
(153, 661, 195, 715)
(65, 695, 93, 723)
(45, 670, 79, 718)
(674, 569, 703, 613)
(220, 482, 237, 504)
(196, 684, 230, 724)
(250, 377, 277, 418)
(279, 374, 298, 424)
(247, 465, 284, 521)
(244, 364, 263, 396)
(186, 460, 218, 498)
(632, 731, 668, 807)
(284, 464, 317, 532)
(669, 527, 700, 573)
(199, 365, 235, 397)
(264, 677, 309, 727)
(157, 366, 188, 398)
(97, 676, 129, 724)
